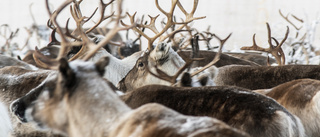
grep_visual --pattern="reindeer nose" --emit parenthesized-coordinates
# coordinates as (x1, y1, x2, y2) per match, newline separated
(159, 43, 166, 51)
(11, 101, 28, 123)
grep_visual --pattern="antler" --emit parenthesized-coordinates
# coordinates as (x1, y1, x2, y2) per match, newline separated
(279, 10, 303, 31)
(33, 0, 132, 69)
(190, 33, 232, 76)
(85, 0, 115, 34)
(121, 0, 205, 51)
(146, 52, 203, 85)
(241, 23, 289, 66)
(82, 0, 136, 61)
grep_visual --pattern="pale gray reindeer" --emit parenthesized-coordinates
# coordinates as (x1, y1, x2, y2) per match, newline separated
(254, 78, 320, 137)
(0, 54, 38, 70)
(24, 57, 249, 137)
(0, 64, 60, 137)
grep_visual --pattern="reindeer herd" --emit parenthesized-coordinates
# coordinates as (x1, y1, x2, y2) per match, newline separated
(1, 0, 320, 137)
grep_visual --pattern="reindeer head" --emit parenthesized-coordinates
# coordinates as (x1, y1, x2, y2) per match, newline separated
(24, 57, 111, 135)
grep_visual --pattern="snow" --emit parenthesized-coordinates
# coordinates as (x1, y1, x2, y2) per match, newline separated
(0, 101, 12, 137)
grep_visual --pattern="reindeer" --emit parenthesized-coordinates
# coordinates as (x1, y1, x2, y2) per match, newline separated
(0, 65, 61, 137)
(213, 23, 320, 90)
(24, 56, 249, 137)
(119, 83, 305, 137)
(178, 50, 260, 67)
(254, 78, 320, 137)
(225, 52, 276, 66)
(19, 45, 60, 69)
(0, 55, 38, 70)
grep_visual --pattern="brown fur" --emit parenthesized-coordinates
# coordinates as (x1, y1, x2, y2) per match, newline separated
(0, 66, 61, 137)
(0, 66, 52, 106)
(22, 46, 60, 68)
(226, 52, 276, 65)
(121, 85, 305, 137)
(265, 79, 320, 108)
(0, 55, 36, 70)
(178, 50, 260, 67)
(25, 58, 249, 137)
(255, 79, 320, 137)
(215, 64, 320, 90)
(110, 103, 249, 137)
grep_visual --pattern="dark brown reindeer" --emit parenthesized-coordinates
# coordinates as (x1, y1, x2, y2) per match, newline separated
(120, 84, 305, 137)
(254, 78, 320, 137)
(24, 56, 249, 137)
(118, 45, 305, 137)
(177, 34, 260, 67)
(214, 23, 320, 90)
(225, 52, 276, 66)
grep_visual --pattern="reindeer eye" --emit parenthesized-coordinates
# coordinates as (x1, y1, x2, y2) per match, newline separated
(138, 62, 144, 68)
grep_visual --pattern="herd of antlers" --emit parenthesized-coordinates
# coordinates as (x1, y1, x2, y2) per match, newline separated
(3, 0, 320, 137)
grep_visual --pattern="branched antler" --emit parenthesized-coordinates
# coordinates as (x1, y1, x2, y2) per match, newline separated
(146, 52, 203, 85)
(121, 0, 205, 51)
(82, 0, 136, 61)
(241, 23, 289, 65)
(279, 10, 303, 31)
(190, 33, 231, 76)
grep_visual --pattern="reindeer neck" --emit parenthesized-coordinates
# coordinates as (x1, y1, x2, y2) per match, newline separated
(157, 48, 185, 76)
(103, 51, 143, 86)
(67, 79, 131, 137)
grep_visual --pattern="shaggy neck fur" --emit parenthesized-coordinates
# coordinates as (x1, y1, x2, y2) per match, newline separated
(62, 61, 131, 137)
(103, 51, 143, 86)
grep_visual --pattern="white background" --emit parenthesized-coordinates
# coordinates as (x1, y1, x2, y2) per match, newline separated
(0, 0, 319, 51)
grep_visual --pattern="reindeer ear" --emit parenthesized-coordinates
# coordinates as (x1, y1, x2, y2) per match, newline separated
(59, 58, 76, 88)
(95, 57, 109, 76)
(180, 72, 192, 87)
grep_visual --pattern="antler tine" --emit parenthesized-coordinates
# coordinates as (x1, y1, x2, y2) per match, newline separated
(46, 19, 55, 30)
(64, 18, 81, 41)
(279, 9, 302, 30)
(240, 34, 267, 52)
(147, 53, 203, 85)
(121, 12, 155, 50)
(86, 0, 116, 34)
(46, 0, 73, 60)
(143, 15, 161, 34)
(211, 33, 232, 47)
(47, 28, 61, 46)
(274, 26, 289, 65)
(70, 4, 91, 44)
(291, 14, 304, 23)
(82, 0, 136, 61)
(45, 0, 72, 44)
(159, 0, 205, 42)
(33, 46, 59, 69)
(191, 33, 232, 77)
(267, 23, 288, 65)
(132, 21, 147, 44)
(84, 7, 98, 23)
(241, 23, 288, 65)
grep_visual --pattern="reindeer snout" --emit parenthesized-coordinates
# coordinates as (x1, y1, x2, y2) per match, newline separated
(10, 101, 28, 123)
(159, 43, 166, 51)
